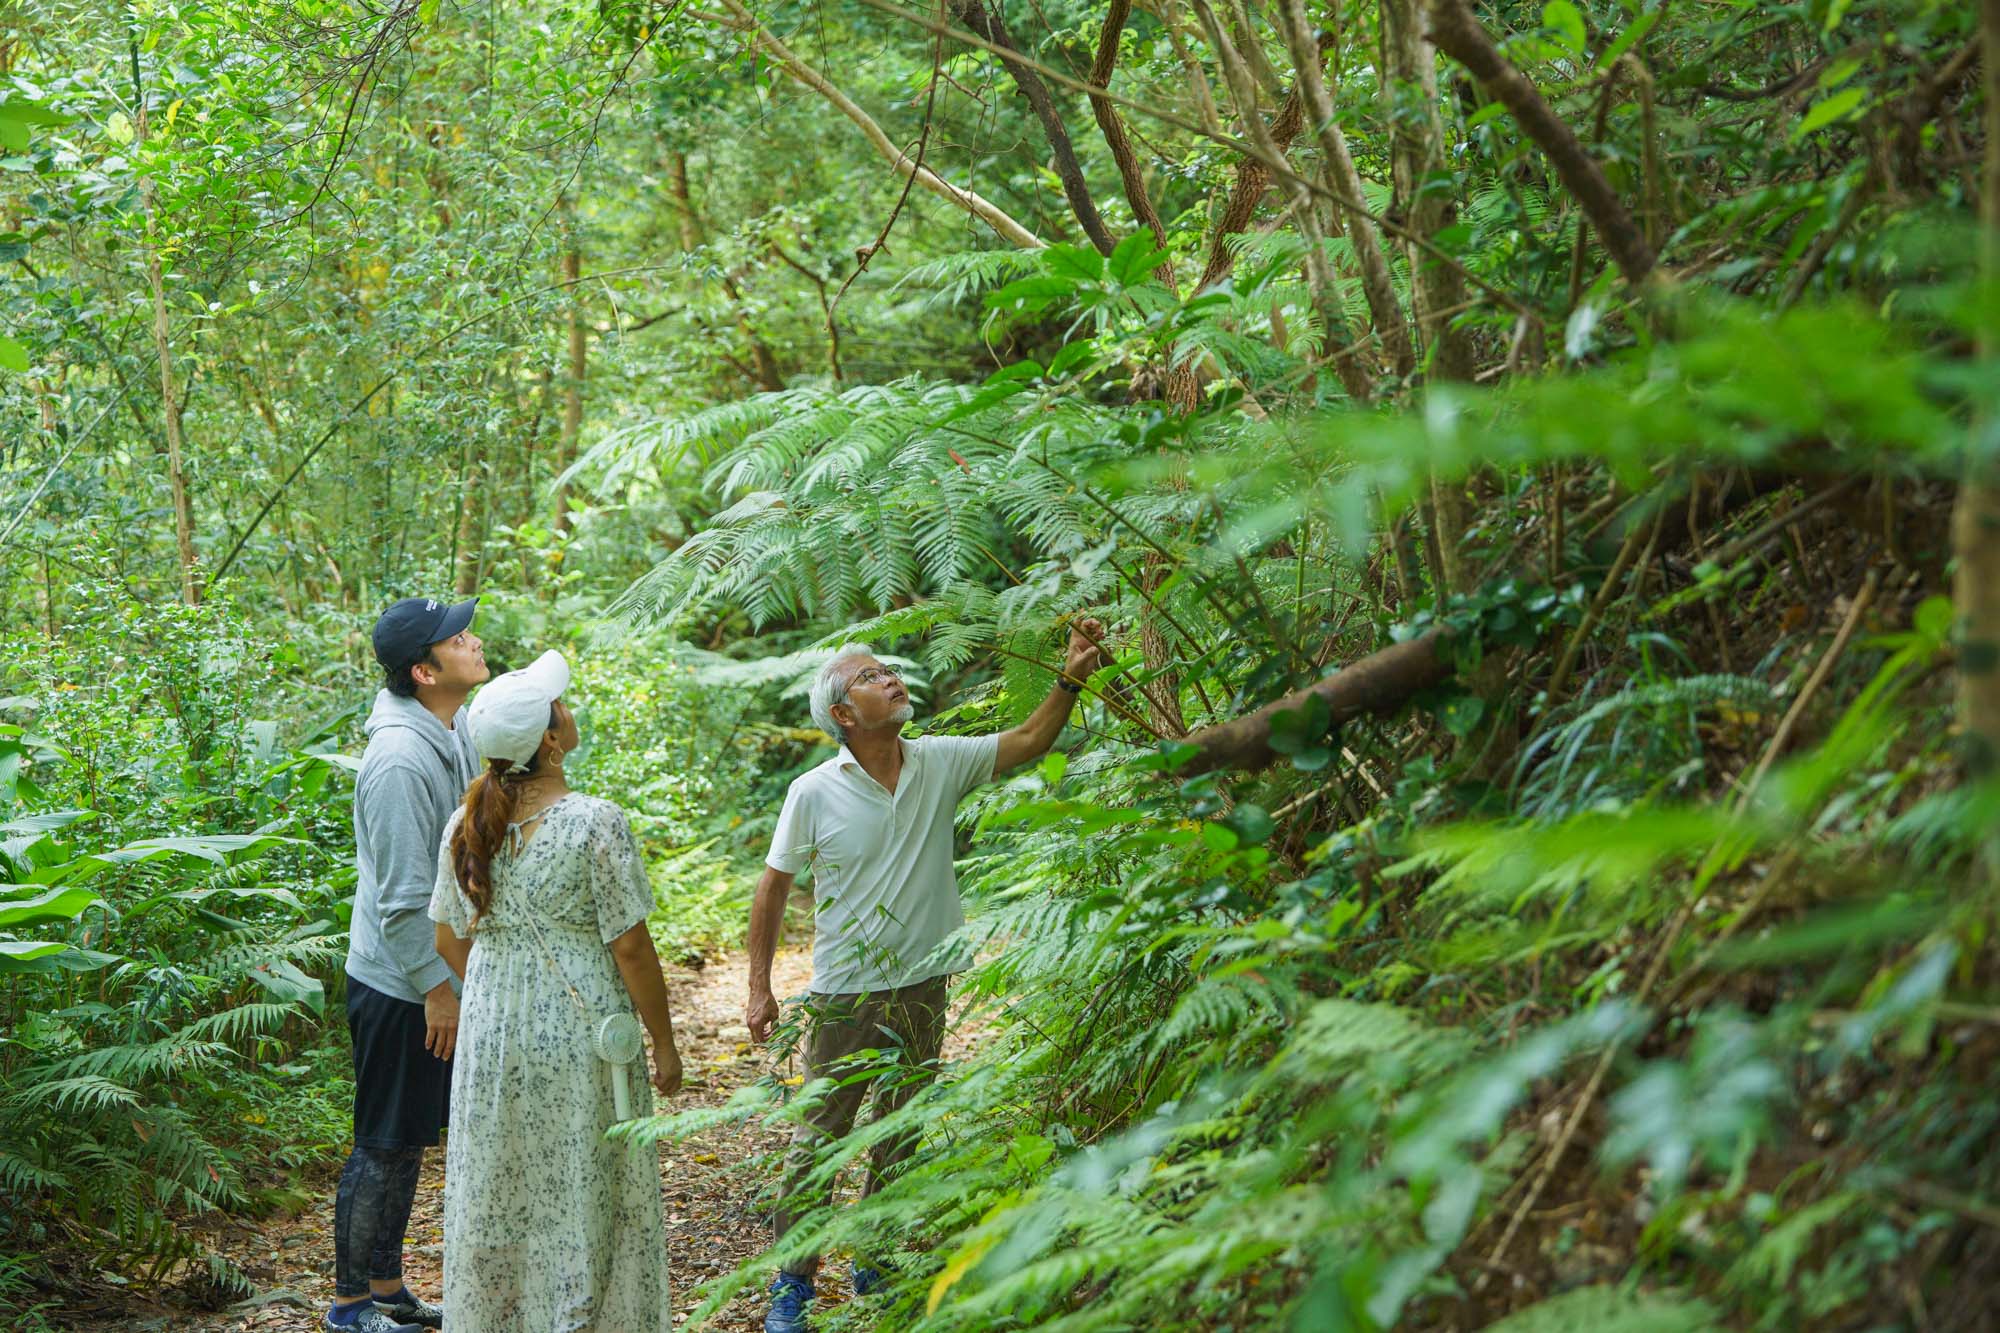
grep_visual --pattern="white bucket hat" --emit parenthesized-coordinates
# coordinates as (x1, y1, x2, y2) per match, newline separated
(468, 649, 572, 774)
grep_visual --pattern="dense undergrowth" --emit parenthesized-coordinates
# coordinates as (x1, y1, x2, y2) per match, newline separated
(612, 273, 2000, 1330)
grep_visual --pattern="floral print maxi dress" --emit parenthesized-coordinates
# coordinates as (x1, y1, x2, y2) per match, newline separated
(427, 793, 671, 1333)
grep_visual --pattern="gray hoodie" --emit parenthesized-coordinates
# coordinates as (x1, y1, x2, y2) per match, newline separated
(345, 690, 481, 1004)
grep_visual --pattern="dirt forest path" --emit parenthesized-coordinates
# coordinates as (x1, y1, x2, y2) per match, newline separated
(155, 939, 902, 1333)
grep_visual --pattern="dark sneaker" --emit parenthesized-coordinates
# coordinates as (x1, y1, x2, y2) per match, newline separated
(764, 1272, 815, 1333)
(322, 1304, 422, 1333)
(851, 1263, 886, 1296)
(374, 1288, 444, 1329)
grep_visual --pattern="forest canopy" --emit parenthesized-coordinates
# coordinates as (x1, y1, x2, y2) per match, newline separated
(1, 0, 1996, 1328)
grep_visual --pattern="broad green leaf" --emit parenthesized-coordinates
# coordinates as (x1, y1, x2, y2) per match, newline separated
(1201, 821, 1239, 852)
(1595, 9, 1658, 68)
(0, 938, 66, 964)
(73, 832, 301, 873)
(984, 275, 1075, 314)
(1107, 232, 1170, 286)
(1793, 88, 1866, 141)
(1268, 694, 1331, 754)
(0, 809, 93, 837)
(0, 99, 71, 127)
(1222, 803, 1275, 845)
(1541, 0, 1585, 56)
(0, 884, 101, 928)
(1042, 244, 1104, 284)
(1045, 340, 1096, 379)
(0, 335, 29, 372)
(1438, 694, 1486, 738)
(246, 958, 325, 1013)
(0, 940, 115, 974)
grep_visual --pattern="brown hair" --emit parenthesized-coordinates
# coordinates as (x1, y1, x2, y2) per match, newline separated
(448, 706, 557, 926)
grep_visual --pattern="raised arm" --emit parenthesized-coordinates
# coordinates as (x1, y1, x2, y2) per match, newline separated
(744, 864, 795, 1042)
(994, 617, 1112, 774)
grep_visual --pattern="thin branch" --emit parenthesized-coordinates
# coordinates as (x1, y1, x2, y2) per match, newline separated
(1736, 568, 1880, 807)
(703, 0, 1043, 249)
(212, 262, 688, 581)
(0, 390, 132, 545)
(834, 0, 946, 311)
(952, 0, 1114, 253)
(845, 0, 1538, 322)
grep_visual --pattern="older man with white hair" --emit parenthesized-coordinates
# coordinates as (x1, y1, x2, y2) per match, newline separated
(748, 619, 1111, 1332)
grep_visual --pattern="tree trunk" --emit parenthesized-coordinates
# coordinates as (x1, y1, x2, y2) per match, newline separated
(1193, 0, 1372, 400)
(1385, 0, 1474, 598)
(554, 227, 585, 540)
(452, 426, 482, 595)
(666, 151, 701, 252)
(666, 150, 785, 391)
(1088, 0, 1176, 288)
(1276, 0, 1416, 381)
(1423, 0, 1655, 287)
(1953, 0, 2000, 774)
(137, 97, 200, 605)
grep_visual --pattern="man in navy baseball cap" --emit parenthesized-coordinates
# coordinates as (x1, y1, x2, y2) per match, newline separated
(331, 595, 488, 1332)
(371, 596, 480, 676)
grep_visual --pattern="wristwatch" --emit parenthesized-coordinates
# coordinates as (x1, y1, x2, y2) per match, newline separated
(1057, 674, 1084, 694)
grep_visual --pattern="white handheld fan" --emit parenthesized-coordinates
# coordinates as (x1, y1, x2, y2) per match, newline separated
(593, 1012, 644, 1120)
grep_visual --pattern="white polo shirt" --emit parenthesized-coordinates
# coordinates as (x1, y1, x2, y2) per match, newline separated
(766, 733, 1000, 995)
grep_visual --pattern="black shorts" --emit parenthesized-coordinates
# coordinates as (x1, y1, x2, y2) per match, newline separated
(346, 973, 451, 1150)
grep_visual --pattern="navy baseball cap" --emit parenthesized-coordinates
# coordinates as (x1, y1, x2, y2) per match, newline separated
(372, 596, 479, 670)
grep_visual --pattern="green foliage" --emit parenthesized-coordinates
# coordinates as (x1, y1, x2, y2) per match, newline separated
(1482, 1285, 1717, 1333)
(3, 0, 1995, 1324)
(0, 592, 358, 1294)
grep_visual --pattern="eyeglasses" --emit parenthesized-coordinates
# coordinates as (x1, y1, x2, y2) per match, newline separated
(847, 664, 902, 690)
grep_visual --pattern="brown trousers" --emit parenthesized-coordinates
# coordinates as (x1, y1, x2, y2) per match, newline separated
(772, 975, 949, 1275)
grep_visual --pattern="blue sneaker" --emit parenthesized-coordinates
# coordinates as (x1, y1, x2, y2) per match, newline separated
(373, 1287, 443, 1329)
(764, 1273, 815, 1333)
(851, 1263, 886, 1296)
(322, 1305, 421, 1333)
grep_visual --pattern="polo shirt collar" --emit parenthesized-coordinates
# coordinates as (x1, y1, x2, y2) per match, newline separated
(835, 737, 916, 775)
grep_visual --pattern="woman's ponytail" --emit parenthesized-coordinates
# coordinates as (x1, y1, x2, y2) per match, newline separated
(448, 703, 558, 926)
(450, 758, 529, 925)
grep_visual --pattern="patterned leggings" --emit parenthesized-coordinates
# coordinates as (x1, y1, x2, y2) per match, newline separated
(332, 1145, 425, 1298)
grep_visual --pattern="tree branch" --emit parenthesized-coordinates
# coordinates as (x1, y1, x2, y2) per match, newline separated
(1193, 0, 1370, 398)
(1180, 631, 1454, 775)
(1087, 0, 1176, 289)
(1178, 467, 1804, 775)
(952, 0, 1114, 254)
(848, 0, 1539, 323)
(1423, 0, 1656, 287)
(703, 0, 1044, 250)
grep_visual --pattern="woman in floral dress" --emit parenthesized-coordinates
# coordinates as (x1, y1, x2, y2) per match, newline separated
(428, 650, 683, 1332)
